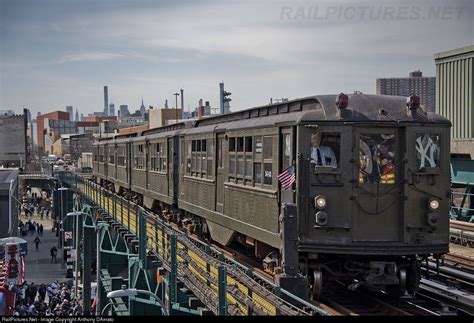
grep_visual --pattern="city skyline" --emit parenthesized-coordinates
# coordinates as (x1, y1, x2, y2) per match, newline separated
(1, 0, 473, 117)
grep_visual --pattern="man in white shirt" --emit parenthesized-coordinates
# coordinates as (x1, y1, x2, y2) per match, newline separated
(310, 132, 337, 168)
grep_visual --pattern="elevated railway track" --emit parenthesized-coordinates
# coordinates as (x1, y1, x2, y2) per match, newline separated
(57, 172, 474, 316)
(60, 172, 329, 316)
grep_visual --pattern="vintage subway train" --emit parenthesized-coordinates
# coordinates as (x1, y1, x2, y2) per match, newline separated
(92, 93, 450, 299)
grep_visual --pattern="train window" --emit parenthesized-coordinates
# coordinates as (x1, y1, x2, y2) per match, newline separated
(237, 137, 244, 152)
(245, 137, 253, 152)
(229, 137, 236, 152)
(264, 163, 272, 185)
(207, 139, 213, 178)
(191, 150, 196, 172)
(255, 136, 263, 155)
(263, 136, 273, 159)
(108, 146, 115, 164)
(237, 155, 244, 176)
(310, 132, 339, 168)
(186, 141, 192, 174)
(202, 140, 207, 152)
(254, 163, 262, 183)
(150, 142, 166, 173)
(197, 140, 201, 152)
(359, 133, 396, 184)
(117, 146, 125, 166)
(415, 133, 440, 169)
(229, 156, 236, 179)
(282, 133, 291, 169)
(202, 155, 207, 175)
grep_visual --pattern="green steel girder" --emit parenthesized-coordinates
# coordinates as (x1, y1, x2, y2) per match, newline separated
(61, 175, 220, 317)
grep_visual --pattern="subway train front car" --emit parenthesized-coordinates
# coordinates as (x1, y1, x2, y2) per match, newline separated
(289, 93, 450, 299)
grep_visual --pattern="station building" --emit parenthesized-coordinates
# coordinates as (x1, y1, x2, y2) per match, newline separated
(434, 45, 474, 156)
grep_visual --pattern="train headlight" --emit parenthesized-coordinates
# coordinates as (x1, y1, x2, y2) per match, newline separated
(428, 198, 440, 211)
(315, 211, 328, 226)
(314, 195, 327, 210)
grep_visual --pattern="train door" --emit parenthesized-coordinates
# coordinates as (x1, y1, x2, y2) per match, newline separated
(299, 126, 350, 242)
(215, 133, 225, 213)
(279, 127, 295, 205)
(352, 127, 402, 241)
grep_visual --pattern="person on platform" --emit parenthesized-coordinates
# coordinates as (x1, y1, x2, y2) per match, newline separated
(50, 246, 58, 263)
(33, 236, 41, 251)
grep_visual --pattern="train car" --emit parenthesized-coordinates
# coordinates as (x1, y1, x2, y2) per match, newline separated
(126, 123, 189, 208)
(93, 140, 108, 183)
(114, 136, 133, 193)
(92, 93, 451, 299)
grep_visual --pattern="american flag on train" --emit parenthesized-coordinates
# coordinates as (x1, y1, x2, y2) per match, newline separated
(278, 164, 296, 190)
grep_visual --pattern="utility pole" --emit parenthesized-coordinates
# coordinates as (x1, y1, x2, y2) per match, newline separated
(173, 92, 180, 124)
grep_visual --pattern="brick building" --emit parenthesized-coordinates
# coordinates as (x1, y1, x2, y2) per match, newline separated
(36, 111, 70, 151)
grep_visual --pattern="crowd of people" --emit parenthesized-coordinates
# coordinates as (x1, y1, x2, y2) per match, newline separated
(19, 220, 43, 237)
(11, 281, 83, 316)
(22, 187, 51, 220)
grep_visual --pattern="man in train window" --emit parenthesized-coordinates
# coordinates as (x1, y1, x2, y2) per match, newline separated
(310, 132, 337, 168)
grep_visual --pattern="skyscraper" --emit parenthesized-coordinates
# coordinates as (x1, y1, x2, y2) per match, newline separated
(109, 102, 115, 116)
(376, 71, 435, 112)
(75, 109, 79, 121)
(104, 86, 109, 116)
(140, 99, 146, 118)
(66, 106, 73, 121)
(119, 105, 130, 116)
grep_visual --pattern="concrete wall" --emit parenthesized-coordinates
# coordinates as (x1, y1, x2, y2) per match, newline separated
(0, 115, 26, 168)
(451, 139, 474, 158)
(149, 108, 183, 128)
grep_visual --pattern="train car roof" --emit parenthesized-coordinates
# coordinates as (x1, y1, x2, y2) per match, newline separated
(184, 93, 450, 134)
(93, 94, 451, 144)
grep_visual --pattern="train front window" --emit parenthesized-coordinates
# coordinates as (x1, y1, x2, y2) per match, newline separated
(416, 133, 440, 170)
(309, 132, 340, 169)
(359, 133, 396, 184)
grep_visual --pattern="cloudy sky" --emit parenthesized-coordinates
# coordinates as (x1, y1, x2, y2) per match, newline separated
(1, 0, 472, 117)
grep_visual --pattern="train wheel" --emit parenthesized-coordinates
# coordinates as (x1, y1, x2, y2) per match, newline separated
(312, 270, 323, 299)
(387, 267, 407, 297)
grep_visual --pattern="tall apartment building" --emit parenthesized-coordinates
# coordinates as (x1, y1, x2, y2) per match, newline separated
(66, 106, 73, 121)
(109, 103, 115, 116)
(434, 45, 474, 155)
(376, 70, 436, 112)
(104, 86, 109, 116)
